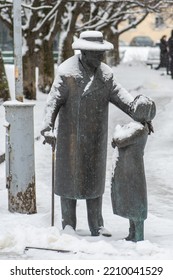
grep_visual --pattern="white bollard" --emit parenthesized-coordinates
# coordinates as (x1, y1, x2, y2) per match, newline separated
(3, 100, 37, 214)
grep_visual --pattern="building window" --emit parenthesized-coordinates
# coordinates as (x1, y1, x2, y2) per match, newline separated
(155, 16, 164, 28)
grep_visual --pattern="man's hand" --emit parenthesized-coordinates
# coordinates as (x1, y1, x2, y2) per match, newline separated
(41, 125, 51, 136)
(43, 133, 56, 149)
(41, 126, 56, 149)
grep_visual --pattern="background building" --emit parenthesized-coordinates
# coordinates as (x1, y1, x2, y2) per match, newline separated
(120, 13, 173, 45)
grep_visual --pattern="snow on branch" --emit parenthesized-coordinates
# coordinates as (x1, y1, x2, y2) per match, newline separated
(21, 3, 52, 11)
(42, 0, 173, 4)
(118, 12, 149, 35)
(31, 2, 63, 33)
(0, 4, 12, 10)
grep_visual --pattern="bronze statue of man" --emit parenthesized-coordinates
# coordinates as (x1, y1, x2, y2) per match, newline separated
(41, 30, 134, 236)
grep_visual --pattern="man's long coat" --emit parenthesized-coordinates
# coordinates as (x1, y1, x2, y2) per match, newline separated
(43, 54, 133, 199)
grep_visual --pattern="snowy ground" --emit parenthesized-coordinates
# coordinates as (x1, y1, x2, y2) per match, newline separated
(0, 54, 173, 263)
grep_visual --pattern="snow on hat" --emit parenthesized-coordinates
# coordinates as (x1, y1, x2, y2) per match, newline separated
(72, 30, 114, 51)
(131, 95, 156, 122)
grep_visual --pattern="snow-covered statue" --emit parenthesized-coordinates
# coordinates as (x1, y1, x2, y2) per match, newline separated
(111, 95, 156, 242)
(41, 30, 135, 236)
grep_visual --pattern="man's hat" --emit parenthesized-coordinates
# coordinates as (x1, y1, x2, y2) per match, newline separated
(72, 30, 114, 51)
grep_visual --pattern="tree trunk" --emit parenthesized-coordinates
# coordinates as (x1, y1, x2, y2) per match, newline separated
(58, 3, 81, 64)
(23, 48, 36, 100)
(60, 32, 74, 63)
(104, 28, 120, 67)
(0, 50, 10, 101)
(38, 40, 54, 94)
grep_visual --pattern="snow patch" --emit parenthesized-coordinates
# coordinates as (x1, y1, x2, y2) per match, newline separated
(113, 122, 143, 140)
(58, 55, 82, 78)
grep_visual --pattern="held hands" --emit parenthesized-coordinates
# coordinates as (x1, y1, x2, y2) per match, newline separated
(111, 139, 117, 149)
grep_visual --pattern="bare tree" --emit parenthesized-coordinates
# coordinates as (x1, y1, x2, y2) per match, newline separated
(0, 0, 66, 99)
(77, 0, 172, 65)
(0, 0, 173, 99)
(58, 1, 85, 64)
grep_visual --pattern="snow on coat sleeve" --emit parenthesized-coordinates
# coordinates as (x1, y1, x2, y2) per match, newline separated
(109, 75, 134, 117)
(42, 74, 68, 130)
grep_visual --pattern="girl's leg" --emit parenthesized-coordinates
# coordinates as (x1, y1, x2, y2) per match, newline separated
(133, 220, 144, 242)
(125, 219, 135, 241)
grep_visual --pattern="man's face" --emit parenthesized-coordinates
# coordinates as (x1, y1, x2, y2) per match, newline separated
(82, 50, 105, 68)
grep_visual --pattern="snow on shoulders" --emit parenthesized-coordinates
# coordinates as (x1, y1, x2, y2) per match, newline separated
(100, 62, 113, 81)
(113, 122, 143, 140)
(58, 55, 82, 78)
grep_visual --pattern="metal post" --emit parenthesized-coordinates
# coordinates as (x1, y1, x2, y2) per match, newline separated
(3, 1, 37, 214)
(13, 0, 23, 102)
(51, 146, 55, 226)
(3, 101, 37, 214)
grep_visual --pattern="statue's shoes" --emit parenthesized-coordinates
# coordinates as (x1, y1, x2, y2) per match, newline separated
(91, 227, 111, 237)
(62, 225, 76, 235)
(99, 226, 112, 237)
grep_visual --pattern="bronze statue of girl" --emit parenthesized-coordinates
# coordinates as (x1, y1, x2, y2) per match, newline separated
(111, 95, 156, 242)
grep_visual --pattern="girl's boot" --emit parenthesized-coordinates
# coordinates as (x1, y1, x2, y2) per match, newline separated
(133, 221, 144, 242)
(125, 220, 135, 241)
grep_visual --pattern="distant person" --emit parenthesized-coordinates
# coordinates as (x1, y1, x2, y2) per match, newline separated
(111, 95, 156, 242)
(168, 30, 173, 79)
(155, 35, 169, 74)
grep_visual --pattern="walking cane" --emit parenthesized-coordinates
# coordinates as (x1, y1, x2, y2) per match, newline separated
(43, 135, 56, 227)
(51, 138, 56, 226)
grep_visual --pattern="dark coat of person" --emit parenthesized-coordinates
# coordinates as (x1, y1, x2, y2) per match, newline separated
(168, 30, 173, 78)
(159, 37, 169, 68)
(42, 54, 133, 200)
(111, 122, 149, 221)
(168, 32, 173, 56)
